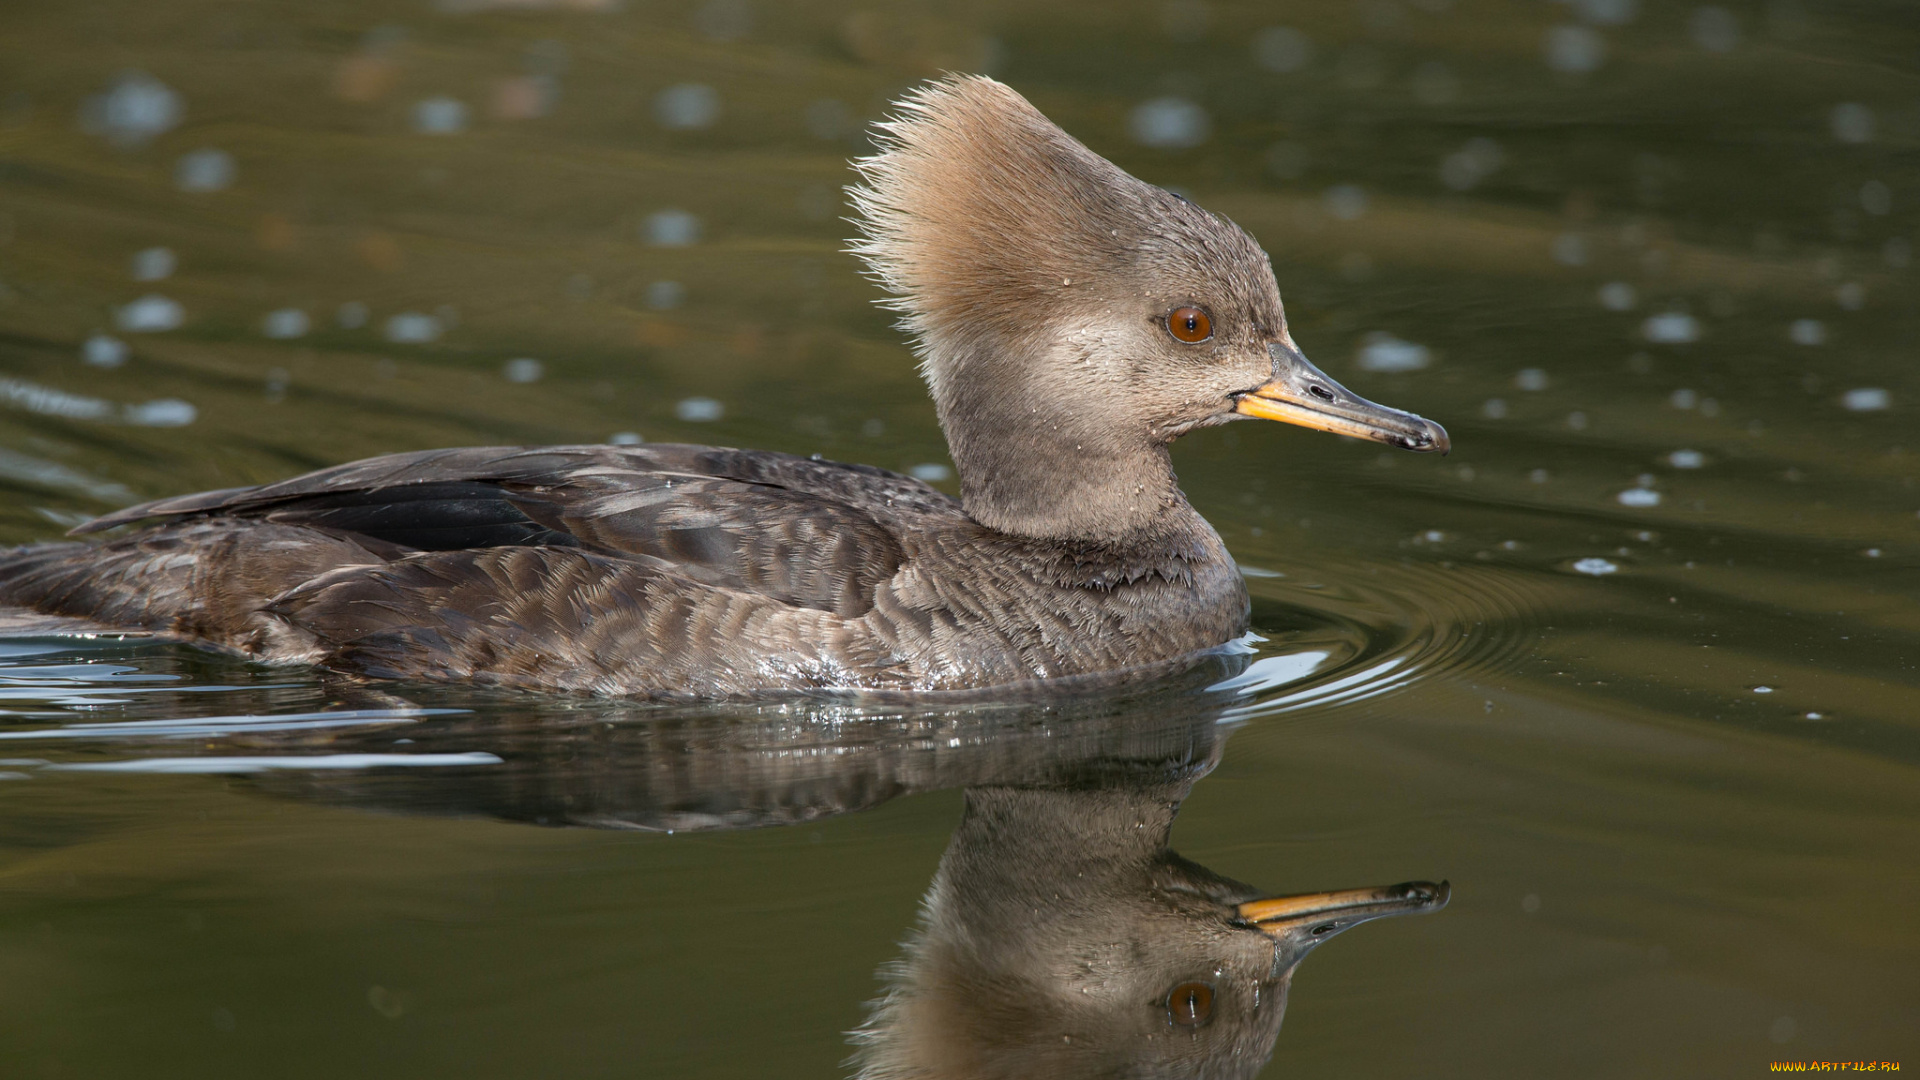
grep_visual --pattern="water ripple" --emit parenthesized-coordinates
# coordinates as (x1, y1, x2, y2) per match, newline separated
(1226, 559, 1546, 720)
(0, 707, 463, 741)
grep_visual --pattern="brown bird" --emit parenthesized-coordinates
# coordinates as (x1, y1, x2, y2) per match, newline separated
(0, 76, 1446, 698)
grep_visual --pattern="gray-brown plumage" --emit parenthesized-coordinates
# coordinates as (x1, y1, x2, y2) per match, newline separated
(0, 76, 1446, 699)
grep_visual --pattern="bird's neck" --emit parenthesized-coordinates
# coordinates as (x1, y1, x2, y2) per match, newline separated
(939, 785, 1183, 920)
(931, 349, 1190, 542)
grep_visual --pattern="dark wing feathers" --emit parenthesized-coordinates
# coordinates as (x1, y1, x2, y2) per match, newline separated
(71, 447, 586, 534)
(256, 481, 583, 553)
(70, 444, 959, 618)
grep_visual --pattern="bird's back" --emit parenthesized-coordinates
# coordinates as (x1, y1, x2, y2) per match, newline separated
(0, 445, 1248, 698)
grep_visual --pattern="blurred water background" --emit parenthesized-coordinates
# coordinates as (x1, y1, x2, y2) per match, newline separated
(0, 0, 1915, 1077)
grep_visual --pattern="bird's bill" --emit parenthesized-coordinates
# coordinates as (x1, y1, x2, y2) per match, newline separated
(1233, 348, 1450, 453)
(1236, 880, 1451, 943)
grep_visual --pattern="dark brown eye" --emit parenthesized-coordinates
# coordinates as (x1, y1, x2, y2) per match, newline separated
(1167, 982, 1214, 1027)
(1167, 306, 1212, 344)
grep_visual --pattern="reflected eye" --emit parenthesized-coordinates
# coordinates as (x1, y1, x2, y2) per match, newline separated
(1166, 982, 1215, 1027)
(1167, 306, 1212, 343)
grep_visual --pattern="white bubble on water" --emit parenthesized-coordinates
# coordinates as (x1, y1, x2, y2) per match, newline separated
(83, 334, 129, 368)
(676, 396, 723, 421)
(1598, 281, 1638, 311)
(413, 97, 468, 134)
(1753, 685, 1774, 694)
(123, 398, 196, 426)
(1690, 6, 1741, 52)
(1129, 97, 1210, 150)
(655, 83, 720, 130)
(1252, 27, 1313, 73)
(1529, 468, 1551, 484)
(1617, 487, 1661, 507)
(502, 358, 544, 383)
(116, 295, 183, 332)
(1355, 332, 1431, 373)
(1545, 25, 1606, 73)
(909, 463, 953, 483)
(1572, 557, 1618, 576)
(1859, 180, 1891, 216)
(1642, 312, 1700, 343)
(1324, 184, 1368, 221)
(1841, 387, 1889, 412)
(645, 209, 701, 247)
(1789, 318, 1826, 345)
(1670, 388, 1698, 409)
(83, 71, 182, 148)
(645, 281, 685, 310)
(1668, 449, 1706, 469)
(1439, 137, 1503, 192)
(1830, 103, 1874, 143)
(1551, 232, 1588, 266)
(1481, 398, 1508, 419)
(1515, 368, 1549, 392)
(384, 312, 442, 344)
(130, 247, 175, 282)
(609, 431, 644, 446)
(175, 148, 235, 192)
(261, 308, 309, 339)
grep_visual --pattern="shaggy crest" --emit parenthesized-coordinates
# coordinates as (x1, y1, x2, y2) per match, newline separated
(847, 75, 1275, 389)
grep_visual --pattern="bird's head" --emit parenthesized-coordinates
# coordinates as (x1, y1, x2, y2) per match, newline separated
(849, 77, 1446, 536)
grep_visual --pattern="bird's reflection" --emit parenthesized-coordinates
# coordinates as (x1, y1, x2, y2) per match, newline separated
(234, 668, 1446, 1077)
(847, 747, 1445, 1080)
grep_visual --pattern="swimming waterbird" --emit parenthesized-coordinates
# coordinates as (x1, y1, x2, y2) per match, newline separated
(0, 76, 1447, 698)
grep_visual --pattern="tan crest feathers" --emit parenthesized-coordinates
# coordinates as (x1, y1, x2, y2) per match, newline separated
(847, 76, 1150, 359)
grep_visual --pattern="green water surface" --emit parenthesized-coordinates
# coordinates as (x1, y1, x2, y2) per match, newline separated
(0, 1, 1916, 1077)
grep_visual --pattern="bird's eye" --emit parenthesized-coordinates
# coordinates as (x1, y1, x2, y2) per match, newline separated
(1166, 982, 1215, 1027)
(1167, 306, 1212, 344)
